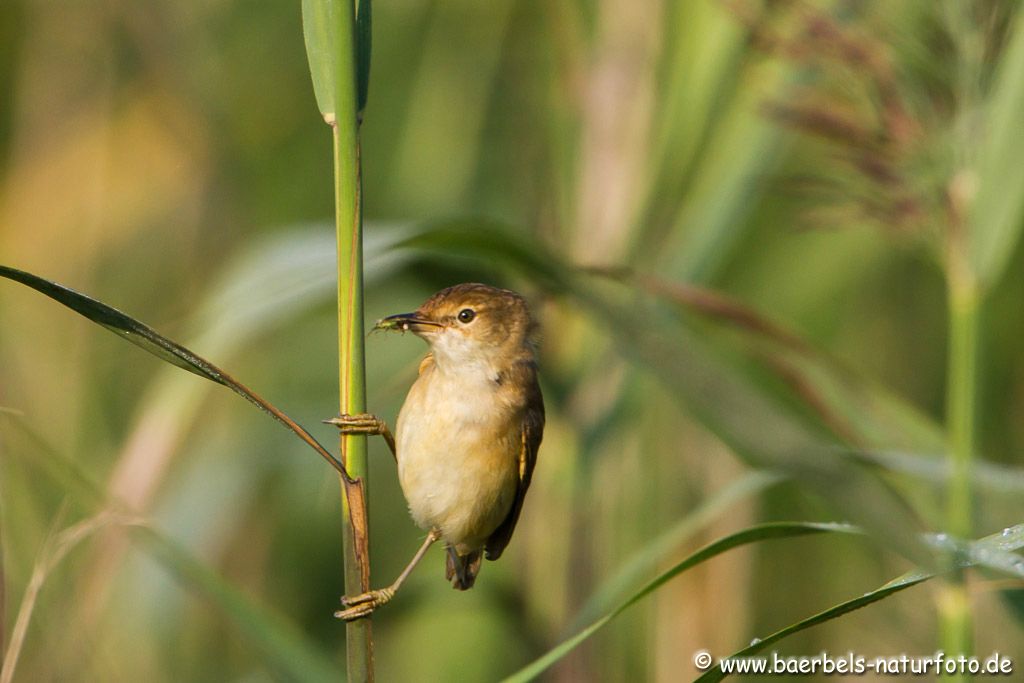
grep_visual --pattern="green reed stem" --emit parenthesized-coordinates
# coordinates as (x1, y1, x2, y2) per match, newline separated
(946, 278, 977, 540)
(332, 0, 373, 678)
(940, 258, 978, 678)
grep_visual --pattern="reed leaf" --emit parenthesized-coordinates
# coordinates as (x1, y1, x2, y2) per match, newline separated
(502, 522, 859, 683)
(968, 6, 1024, 290)
(302, 0, 337, 123)
(571, 470, 786, 629)
(696, 524, 1024, 682)
(0, 265, 354, 483)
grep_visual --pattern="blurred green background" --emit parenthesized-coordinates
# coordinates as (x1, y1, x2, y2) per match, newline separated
(2, 0, 1024, 681)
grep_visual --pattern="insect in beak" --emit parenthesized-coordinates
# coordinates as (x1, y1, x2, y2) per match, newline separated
(375, 312, 443, 333)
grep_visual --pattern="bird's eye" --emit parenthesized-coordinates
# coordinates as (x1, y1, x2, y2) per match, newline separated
(457, 308, 476, 323)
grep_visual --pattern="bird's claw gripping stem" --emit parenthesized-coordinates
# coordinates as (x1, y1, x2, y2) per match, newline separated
(324, 413, 396, 459)
(324, 413, 387, 434)
(333, 529, 440, 620)
(334, 587, 396, 621)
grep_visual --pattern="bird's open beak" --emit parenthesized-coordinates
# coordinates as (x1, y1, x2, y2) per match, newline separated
(375, 312, 443, 333)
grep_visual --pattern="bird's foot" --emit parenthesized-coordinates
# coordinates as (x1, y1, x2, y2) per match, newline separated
(334, 587, 396, 621)
(323, 413, 388, 435)
(324, 413, 397, 461)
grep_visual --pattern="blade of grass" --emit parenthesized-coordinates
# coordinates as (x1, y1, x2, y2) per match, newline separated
(968, 5, 1024, 290)
(571, 470, 786, 630)
(850, 449, 1024, 495)
(575, 268, 1024, 526)
(595, 268, 946, 453)
(657, 62, 792, 284)
(110, 225, 405, 510)
(505, 520, 1024, 683)
(694, 571, 931, 682)
(108, 224, 408, 509)
(501, 522, 860, 683)
(78, 226, 410, 636)
(638, 0, 749, 239)
(695, 523, 1024, 682)
(0, 265, 356, 485)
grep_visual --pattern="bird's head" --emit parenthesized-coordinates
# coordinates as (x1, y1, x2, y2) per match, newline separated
(376, 283, 537, 369)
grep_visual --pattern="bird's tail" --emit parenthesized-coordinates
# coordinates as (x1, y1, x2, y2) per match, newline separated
(445, 547, 482, 590)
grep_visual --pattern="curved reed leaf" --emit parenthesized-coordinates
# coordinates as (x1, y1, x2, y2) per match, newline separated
(571, 471, 786, 630)
(502, 522, 1024, 683)
(501, 522, 859, 683)
(969, 6, 1024, 289)
(0, 265, 354, 484)
(696, 524, 1024, 682)
(693, 572, 930, 683)
(850, 449, 1024, 495)
(72, 226, 410, 638)
(596, 268, 945, 453)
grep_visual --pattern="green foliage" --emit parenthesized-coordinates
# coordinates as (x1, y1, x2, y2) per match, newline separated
(503, 522, 860, 682)
(2, 1, 1023, 681)
(968, 6, 1024, 288)
(303, 0, 372, 121)
(302, 0, 338, 122)
(0, 266, 351, 481)
(696, 524, 1024, 683)
(1, 414, 342, 682)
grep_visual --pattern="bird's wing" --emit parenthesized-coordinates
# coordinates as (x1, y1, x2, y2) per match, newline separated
(485, 368, 544, 561)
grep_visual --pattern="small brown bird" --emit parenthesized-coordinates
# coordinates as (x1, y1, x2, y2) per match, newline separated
(327, 283, 544, 620)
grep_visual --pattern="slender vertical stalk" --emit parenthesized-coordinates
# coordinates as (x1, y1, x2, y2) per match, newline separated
(945, 277, 977, 541)
(938, 5, 984, 672)
(940, 247, 978, 678)
(332, 0, 373, 678)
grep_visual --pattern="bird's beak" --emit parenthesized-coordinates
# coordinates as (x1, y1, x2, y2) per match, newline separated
(375, 312, 443, 333)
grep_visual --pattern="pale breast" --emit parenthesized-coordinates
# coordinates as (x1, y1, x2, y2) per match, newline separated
(395, 366, 521, 552)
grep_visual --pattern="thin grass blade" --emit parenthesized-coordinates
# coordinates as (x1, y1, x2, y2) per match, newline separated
(695, 524, 1024, 682)
(0, 265, 354, 483)
(595, 269, 946, 453)
(969, 6, 1024, 289)
(501, 522, 859, 683)
(572, 470, 786, 629)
